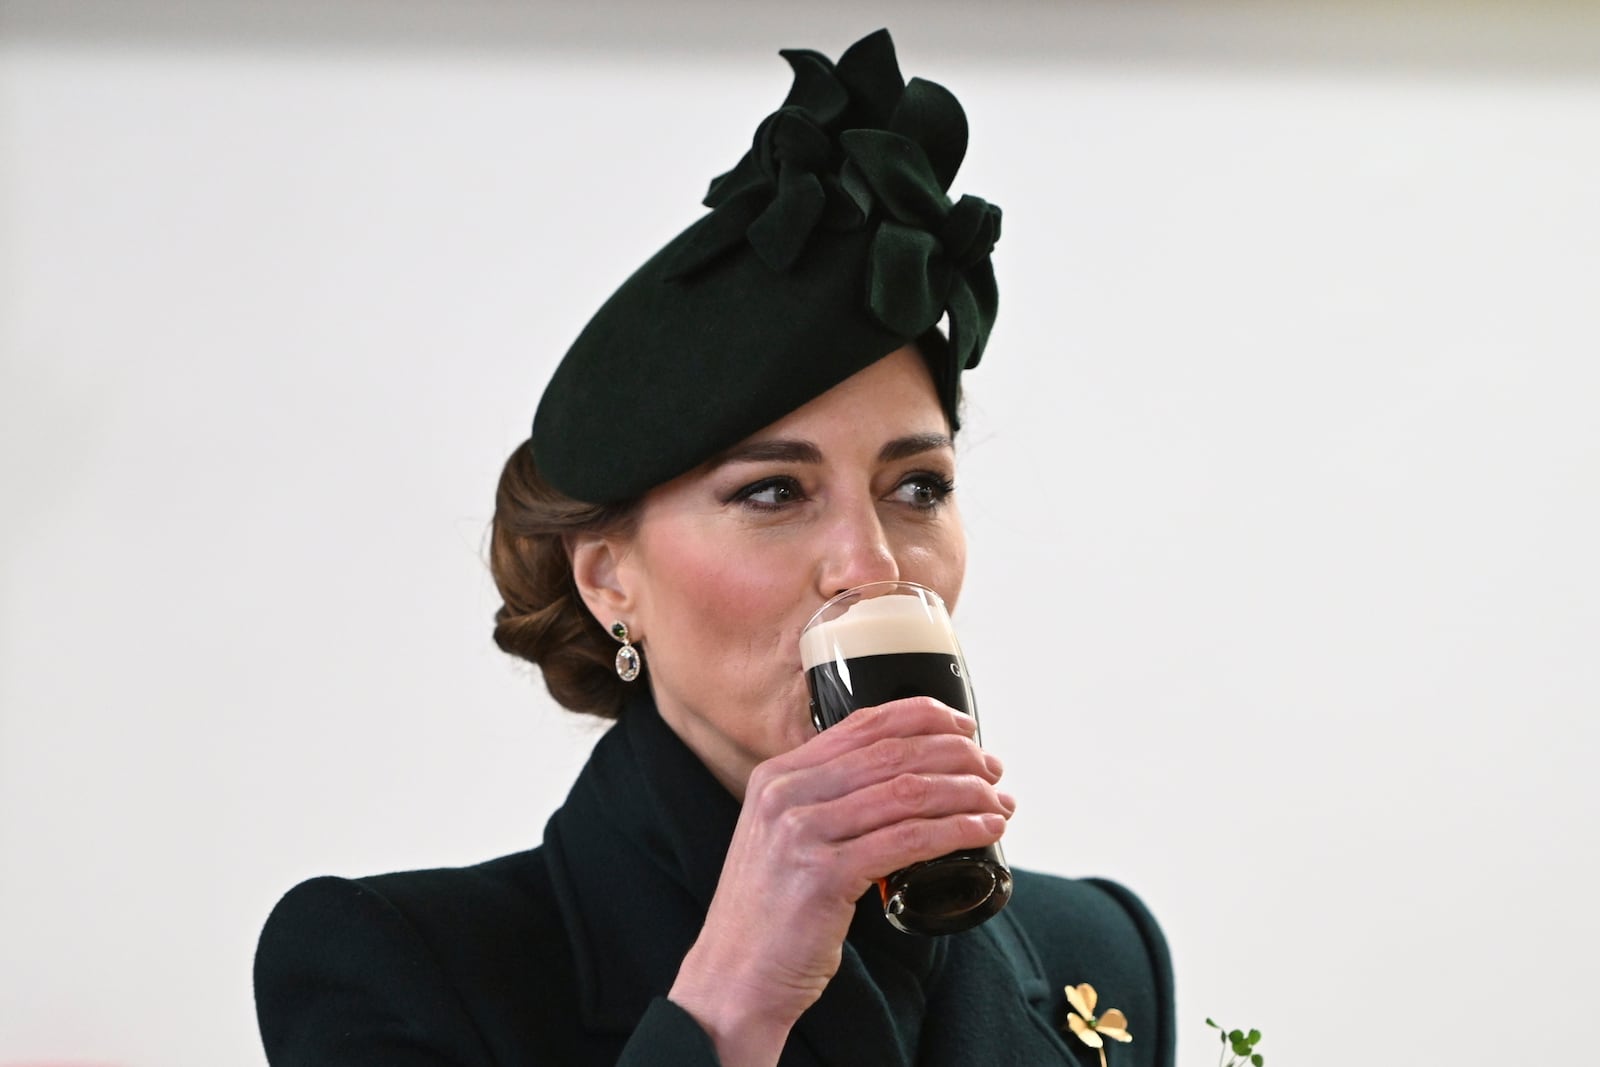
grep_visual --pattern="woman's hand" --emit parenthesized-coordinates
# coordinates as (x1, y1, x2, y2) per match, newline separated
(666, 697, 1014, 1067)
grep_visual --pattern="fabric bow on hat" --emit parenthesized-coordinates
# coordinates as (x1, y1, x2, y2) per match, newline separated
(668, 49, 858, 277)
(665, 32, 1001, 379)
(841, 105, 1001, 374)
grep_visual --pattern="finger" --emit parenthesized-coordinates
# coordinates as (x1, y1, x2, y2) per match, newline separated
(817, 695, 977, 744)
(756, 732, 999, 815)
(834, 812, 1009, 886)
(804, 771, 1014, 843)
(775, 696, 977, 775)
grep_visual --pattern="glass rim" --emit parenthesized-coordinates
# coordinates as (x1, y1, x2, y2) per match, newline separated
(802, 580, 947, 634)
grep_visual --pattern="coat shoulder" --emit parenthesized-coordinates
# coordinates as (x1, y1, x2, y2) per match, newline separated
(254, 847, 608, 1065)
(1003, 870, 1177, 1067)
(361, 848, 578, 1014)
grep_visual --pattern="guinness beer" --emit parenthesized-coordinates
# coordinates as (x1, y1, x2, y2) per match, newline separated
(801, 583, 1012, 935)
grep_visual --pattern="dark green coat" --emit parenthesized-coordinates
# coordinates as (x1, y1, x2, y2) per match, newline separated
(255, 696, 1175, 1065)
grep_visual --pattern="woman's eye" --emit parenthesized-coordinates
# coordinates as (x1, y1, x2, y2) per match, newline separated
(731, 476, 806, 509)
(893, 473, 956, 510)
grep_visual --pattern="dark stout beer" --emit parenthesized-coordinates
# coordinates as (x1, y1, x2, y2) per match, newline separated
(801, 589, 1012, 935)
(806, 652, 969, 731)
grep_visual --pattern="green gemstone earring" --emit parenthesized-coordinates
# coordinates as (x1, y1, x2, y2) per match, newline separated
(611, 621, 641, 682)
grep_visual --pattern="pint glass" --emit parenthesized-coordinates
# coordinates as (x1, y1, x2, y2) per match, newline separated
(800, 581, 1012, 935)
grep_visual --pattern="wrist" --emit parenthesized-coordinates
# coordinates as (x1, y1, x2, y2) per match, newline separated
(668, 939, 806, 1067)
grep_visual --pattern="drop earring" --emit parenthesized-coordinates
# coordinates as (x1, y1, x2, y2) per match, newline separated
(611, 621, 641, 682)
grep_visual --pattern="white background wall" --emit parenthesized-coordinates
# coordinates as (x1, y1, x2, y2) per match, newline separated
(3, 2, 1597, 1064)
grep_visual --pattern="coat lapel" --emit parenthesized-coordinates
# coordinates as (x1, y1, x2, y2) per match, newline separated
(918, 913, 1091, 1066)
(543, 698, 737, 1033)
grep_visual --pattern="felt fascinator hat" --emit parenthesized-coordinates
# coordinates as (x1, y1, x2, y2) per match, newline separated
(531, 29, 1001, 504)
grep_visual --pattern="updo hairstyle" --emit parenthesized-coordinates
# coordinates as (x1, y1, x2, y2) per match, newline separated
(489, 443, 641, 720)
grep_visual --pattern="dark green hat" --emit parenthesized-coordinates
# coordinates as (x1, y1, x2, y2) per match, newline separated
(531, 29, 1001, 504)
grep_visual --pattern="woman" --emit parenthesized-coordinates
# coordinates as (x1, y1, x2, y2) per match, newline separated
(255, 30, 1174, 1067)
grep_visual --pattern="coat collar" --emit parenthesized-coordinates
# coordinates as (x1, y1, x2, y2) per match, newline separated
(543, 693, 732, 1032)
(544, 692, 1084, 1065)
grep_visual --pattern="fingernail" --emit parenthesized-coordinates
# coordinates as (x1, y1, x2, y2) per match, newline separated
(998, 791, 1017, 814)
(980, 812, 1006, 834)
(983, 752, 1004, 779)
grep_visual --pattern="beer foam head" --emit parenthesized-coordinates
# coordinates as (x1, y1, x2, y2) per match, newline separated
(800, 592, 959, 669)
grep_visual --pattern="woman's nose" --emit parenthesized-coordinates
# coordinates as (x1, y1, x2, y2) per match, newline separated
(817, 497, 899, 596)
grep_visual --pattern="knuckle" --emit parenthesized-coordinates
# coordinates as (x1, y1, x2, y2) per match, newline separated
(749, 769, 799, 819)
(773, 803, 812, 841)
(889, 772, 930, 808)
(940, 735, 984, 773)
(893, 820, 931, 855)
(745, 761, 775, 793)
(953, 734, 982, 760)
(870, 737, 910, 770)
(848, 703, 891, 731)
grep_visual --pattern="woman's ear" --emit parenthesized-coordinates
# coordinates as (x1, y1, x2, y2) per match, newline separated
(568, 532, 636, 634)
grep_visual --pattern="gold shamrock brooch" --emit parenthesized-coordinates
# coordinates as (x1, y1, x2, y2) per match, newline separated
(1063, 982, 1132, 1067)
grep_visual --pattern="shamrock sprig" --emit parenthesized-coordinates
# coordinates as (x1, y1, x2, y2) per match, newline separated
(1205, 1018, 1265, 1067)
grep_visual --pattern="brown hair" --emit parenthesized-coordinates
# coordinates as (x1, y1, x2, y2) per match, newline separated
(489, 440, 642, 719)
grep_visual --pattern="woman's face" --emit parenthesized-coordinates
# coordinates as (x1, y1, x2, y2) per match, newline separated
(603, 346, 966, 797)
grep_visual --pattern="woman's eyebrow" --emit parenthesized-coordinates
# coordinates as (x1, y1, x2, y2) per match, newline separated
(879, 432, 953, 463)
(709, 432, 952, 470)
(711, 439, 824, 467)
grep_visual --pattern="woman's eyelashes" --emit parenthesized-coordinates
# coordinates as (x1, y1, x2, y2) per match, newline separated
(892, 472, 956, 511)
(726, 470, 955, 513)
(727, 474, 807, 510)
